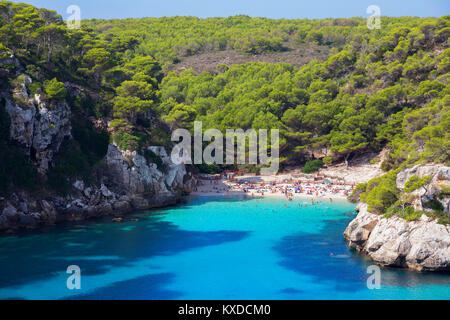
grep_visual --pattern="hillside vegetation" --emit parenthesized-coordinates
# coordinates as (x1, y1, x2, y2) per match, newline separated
(0, 1, 448, 215)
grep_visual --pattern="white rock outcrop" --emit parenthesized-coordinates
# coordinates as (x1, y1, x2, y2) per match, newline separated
(344, 203, 450, 272)
(105, 143, 189, 195)
(3, 75, 71, 174)
(396, 164, 450, 213)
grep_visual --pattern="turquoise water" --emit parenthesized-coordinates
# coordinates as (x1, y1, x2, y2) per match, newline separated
(0, 195, 449, 300)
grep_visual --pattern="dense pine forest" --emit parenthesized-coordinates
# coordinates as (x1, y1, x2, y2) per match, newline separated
(0, 1, 449, 219)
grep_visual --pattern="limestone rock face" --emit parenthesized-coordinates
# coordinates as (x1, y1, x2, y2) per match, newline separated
(0, 69, 194, 232)
(3, 75, 72, 174)
(395, 164, 450, 214)
(105, 143, 190, 196)
(105, 144, 166, 194)
(148, 146, 188, 191)
(344, 204, 450, 272)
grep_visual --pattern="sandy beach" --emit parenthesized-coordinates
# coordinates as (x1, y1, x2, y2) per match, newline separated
(189, 153, 387, 201)
(190, 173, 354, 201)
(190, 190, 349, 200)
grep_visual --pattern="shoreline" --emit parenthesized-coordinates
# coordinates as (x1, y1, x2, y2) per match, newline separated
(192, 172, 355, 201)
(189, 191, 349, 201)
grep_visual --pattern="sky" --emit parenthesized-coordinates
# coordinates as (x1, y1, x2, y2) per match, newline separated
(9, 0, 450, 20)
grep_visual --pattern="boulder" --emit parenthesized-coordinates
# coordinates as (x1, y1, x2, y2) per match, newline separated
(0, 215, 9, 230)
(97, 203, 113, 216)
(100, 184, 114, 198)
(130, 196, 149, 210)
(73, 180, 85, 192)
(84, 187, 92, 198)
(112, 201, 132, 215)
(2, 204, 19, 222)
(18, 213, 38, 228)
(17, 202, 28, 214)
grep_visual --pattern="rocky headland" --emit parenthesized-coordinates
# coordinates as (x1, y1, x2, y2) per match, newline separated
(344, 164, 450, 272)
(0, 66, 195, 233)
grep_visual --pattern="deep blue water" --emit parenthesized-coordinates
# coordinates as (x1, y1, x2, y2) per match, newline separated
(0, 195, 449, 300)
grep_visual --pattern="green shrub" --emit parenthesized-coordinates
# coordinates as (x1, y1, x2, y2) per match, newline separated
(404, 175, 432, 193)
(44, 78, 67, 101)
(27, 81, 43, 96)
(0, 43, 10, 59)
(348, 183, 367, 202)
(322, 156, 333, 165)
(148, 126, 172, 148)
(302, 159, 324, 174)
(197, 163, 222, 174)
(380, 160, 392, 172)
(438, 215, 450, 225)
(425, 198, 444, 212)
(402, 207, 424, 221)
(112, 131, 142, 151)
(360, 171, 399, 214)
(421, 209, 450, 225)
(438, 184, 450, 200)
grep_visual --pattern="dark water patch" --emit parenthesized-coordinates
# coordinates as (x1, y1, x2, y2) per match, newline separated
(279, 288, 306, 295)
(66, 273, 182, 300)
(273, 216, 371, 293)
(1, 196, 449, 299)
(274, 216, 450, 293)
(0, 213, 250, 290)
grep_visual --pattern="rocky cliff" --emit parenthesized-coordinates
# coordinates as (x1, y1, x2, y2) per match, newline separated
(344, 203, 450, 271)
(4, 74, 72, 174)
(396, 164, 450, 214)
(344, 164, 450, 272)
(0, 71, 194, 233)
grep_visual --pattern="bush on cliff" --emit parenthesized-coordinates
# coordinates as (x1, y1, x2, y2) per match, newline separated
(348, 183, 367, 203)
(44, 78, 67, 102)
(112, 131, 143, 152)
(360, 171, 399, 214)
(404, 175, 432, 193)
(302, 159, 324, 174)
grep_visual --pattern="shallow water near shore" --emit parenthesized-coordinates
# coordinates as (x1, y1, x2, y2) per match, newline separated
(0, 195, 449, 300)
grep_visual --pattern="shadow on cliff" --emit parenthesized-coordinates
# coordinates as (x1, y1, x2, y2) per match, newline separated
(0, 211, 250, 299)
(273, 216, 450, 295)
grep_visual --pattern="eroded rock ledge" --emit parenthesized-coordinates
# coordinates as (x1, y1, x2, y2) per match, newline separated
(344, 203, 450, 272)
(0, 142, 196, 233)
(0, 68, 196, 233)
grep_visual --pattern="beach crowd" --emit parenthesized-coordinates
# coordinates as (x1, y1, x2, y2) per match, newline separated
(193, 175, 354, 200)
